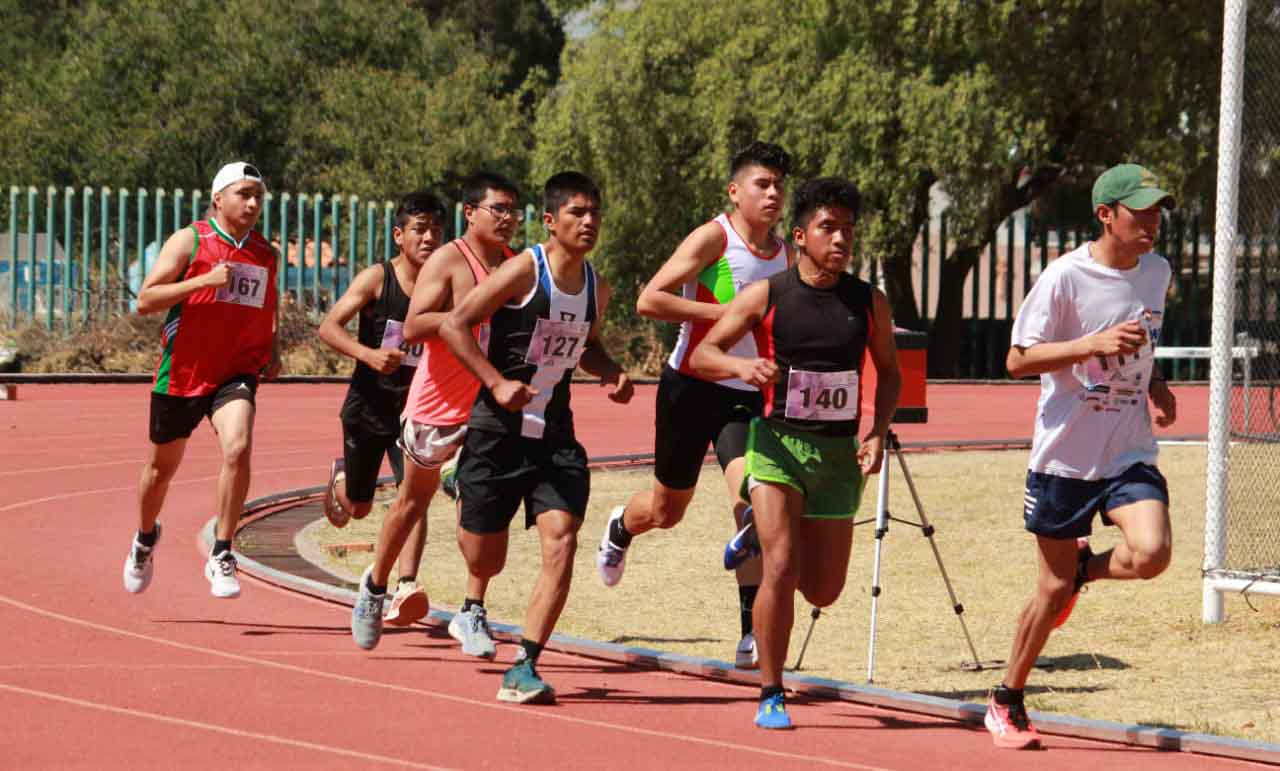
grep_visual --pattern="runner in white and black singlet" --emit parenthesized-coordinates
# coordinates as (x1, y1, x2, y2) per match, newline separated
(595, 141, 792, 671)
(319, 191, 447, 627)
(691, 177, 900, 730)
(440, 171, 633, 706)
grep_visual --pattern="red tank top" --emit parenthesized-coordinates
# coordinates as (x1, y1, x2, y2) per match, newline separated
(152, 218, 279, 396)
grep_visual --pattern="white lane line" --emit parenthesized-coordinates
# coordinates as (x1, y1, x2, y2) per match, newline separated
(0, 664, 249, 671)
(0, 447, 326, 478)
(0, 594, 893, 771)
(0, 682, 451, 770)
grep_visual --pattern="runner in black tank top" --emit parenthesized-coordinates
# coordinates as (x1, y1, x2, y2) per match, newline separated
(689, 178, 901, 730)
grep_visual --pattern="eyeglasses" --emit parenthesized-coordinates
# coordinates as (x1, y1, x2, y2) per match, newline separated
(474, 203, 525, 223)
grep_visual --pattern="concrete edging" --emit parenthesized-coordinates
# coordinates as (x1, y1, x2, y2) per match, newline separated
(204, 483, 1280, 766)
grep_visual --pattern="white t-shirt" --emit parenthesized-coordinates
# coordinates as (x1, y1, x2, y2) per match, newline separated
(1009, 243, 1171, 480)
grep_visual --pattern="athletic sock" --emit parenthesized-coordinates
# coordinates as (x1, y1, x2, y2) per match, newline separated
(993, 685, 1024, 705)
(212, 539, 232, 556)
(609, 513, 633, 548)
(365, 574, 387, 596)
(136, 528, 158, 548)
(462, 597, 483, 613)
(519, 639, 544, 663)
(398, 576, 417, 587)
(761, 684, 784, 700)
(739, 585, 759, 636)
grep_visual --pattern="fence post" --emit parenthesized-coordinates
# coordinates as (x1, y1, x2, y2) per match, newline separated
(99, 188, 110, 320)
(45, 186, 56, 330)
(63, 186, 74, 328)
(330, 195, 341, 300)
(81, 186, 91, 325)
(347, 196, 358, 287)
(295, 193, 306, 309)
(8, 186, 17, 326)
(383, 202, 394, 262)
(173, 189, 185, 233)
(279, 192, 290, 299)
(366, 201, 375, 274)
(312, 193, 323, 311)
(261, 192, 273, 242)
(191, 190, 203, 222)
(26, 186, 36, 320)
(117, 188, 129, 315)
(136, 188, 148, 312)
(454, 201, 463, 240)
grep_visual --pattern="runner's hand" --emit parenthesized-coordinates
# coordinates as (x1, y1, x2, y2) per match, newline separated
(858, 433, 886, 475)
(603, 371, 634, 404)
(736, 357, 779, 388)
(1087, 320, 1146, 357)
(363, 347, 404, 375)
(203, 263, 232, 289)
(492, 379, 538, 411)
(1150, 379, 1177, 427)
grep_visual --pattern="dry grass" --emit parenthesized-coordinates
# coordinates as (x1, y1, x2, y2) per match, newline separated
(308, 445, 1280, 743)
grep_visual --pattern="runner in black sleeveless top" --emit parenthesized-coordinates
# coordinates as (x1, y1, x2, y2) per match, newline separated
(318, 192, 446, 627)
(691, 177, 901, 730)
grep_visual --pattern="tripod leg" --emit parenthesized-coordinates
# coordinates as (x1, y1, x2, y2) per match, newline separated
(790, 606, 821, 671)
(866, 437, 893, 683)
(893, 445, 984, 670)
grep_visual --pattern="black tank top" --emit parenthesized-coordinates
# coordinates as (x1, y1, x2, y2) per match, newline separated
(754, 266, 872, 437)
(340, 261, 416, 434)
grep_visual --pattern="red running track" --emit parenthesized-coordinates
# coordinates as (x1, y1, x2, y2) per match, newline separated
(0, 382, 1250, 771)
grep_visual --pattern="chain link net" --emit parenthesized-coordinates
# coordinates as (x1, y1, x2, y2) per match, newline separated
(1223, 2, 1280, 578)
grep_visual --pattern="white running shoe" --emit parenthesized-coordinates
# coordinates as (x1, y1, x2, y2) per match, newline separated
(204, 549, 241, 599)
(384, 581, 429, 627)
(122, 524, 161, 594)
(448, 606, 497, 659)
(735, 633, 759, 669)
(351, 566, 386, 651)
(596, 505, 629, 587)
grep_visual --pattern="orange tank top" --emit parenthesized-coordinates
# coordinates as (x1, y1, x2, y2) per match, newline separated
(401, 239, 499, 426)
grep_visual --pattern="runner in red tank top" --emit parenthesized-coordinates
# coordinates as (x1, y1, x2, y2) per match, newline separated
(122, 162, 281, 601)
(349, 172, 518, 653)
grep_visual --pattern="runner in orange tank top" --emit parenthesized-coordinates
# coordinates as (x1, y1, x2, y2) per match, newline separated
(349, 172, 518, 652)
(122, 162, 281, 601)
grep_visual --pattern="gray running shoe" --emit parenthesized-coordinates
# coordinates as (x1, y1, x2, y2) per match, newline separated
(123, 524, 161, 594)
(448, 606, 497, 659)
(351, 566, 386, 650)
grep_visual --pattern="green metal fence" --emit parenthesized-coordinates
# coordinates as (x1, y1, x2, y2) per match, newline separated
(2, 185, 540, 331)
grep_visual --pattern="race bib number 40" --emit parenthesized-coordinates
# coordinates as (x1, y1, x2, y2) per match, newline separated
(784, 368, 860, 421)
(525, 318, 590, 369)
(378, 320, 422, 368)
(215, 263, 269, 309)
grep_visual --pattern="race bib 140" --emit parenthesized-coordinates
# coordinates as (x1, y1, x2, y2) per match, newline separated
(784, 368, 860, 421)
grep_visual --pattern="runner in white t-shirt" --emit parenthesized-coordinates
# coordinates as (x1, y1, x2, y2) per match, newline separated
(985, 164, 1179, 750)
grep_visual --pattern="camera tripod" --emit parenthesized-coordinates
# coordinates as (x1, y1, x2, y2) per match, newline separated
(790, 431, 992, 682)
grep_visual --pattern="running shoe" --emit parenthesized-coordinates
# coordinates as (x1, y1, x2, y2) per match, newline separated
(754, 691, 793, 729)
(440, 459, 459, 502)
(596, 505, 629, 587)
(723, 506, 761, 570)
(205, 549, 241, 599)
(351, 565, 386, 650)
(984, 693, 1042, 749)
(734, 632, 759, 669)
(1051, 537, 1092, 629)
(448, 606, 497, 659)
(122, 524, 161, 594)
(323, 458, 350, 528)
(384, 581, 429, 627)
(497, 658, 556, 704)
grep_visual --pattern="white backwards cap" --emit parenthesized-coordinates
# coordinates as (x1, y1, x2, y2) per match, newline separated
(211, 162, 267, 196)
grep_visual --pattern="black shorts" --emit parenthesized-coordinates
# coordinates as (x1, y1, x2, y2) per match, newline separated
(653, 365, 763, 490)
(341, 416, 405, 503)
(456, 427, 590, 534)
(1023, 463, 1170, 539)
(149, 375, 258, 445)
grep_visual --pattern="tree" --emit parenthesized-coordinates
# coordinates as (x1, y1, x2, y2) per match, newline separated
(534, 0, 1227, 375)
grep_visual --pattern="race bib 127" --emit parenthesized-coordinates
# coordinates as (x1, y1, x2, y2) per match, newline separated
(524, 318, 590, 370)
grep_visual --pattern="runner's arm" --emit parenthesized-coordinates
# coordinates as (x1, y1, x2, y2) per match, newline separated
(863, 288, 901, 440)
(1007, 320, 1147, 378)
(688, 280, 776, 386)
(403, 244, 462, 344)
(440, 251, 536, 392)
(136, 228, 227, 314)
(579, 276, 632, 403)
(635, 222, 729, 323)
(317, 265, 387, 362)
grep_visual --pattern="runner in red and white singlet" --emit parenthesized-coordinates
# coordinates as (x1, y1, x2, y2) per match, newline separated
(122, 162, 280, 601)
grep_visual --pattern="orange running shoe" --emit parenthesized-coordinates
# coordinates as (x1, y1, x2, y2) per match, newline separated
(1051, 537, 1092, 629)
(984, 693, 1042, 749)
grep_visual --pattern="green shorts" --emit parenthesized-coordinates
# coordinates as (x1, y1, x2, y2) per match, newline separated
(741, 418, 865, 519)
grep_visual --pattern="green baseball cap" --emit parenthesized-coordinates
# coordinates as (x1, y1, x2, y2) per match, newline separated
(1092, 163, 1175, 210)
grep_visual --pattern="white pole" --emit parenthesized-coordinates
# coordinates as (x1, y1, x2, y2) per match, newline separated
(1204, 0, 1248, 624)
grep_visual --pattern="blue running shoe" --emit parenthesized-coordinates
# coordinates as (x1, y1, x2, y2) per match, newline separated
(724, 507, 761, 570)
(754, 692, 793, 729)
(496, 658, 556, 704)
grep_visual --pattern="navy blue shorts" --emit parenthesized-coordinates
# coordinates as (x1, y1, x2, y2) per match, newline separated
(1023, 463, 1169, 539)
